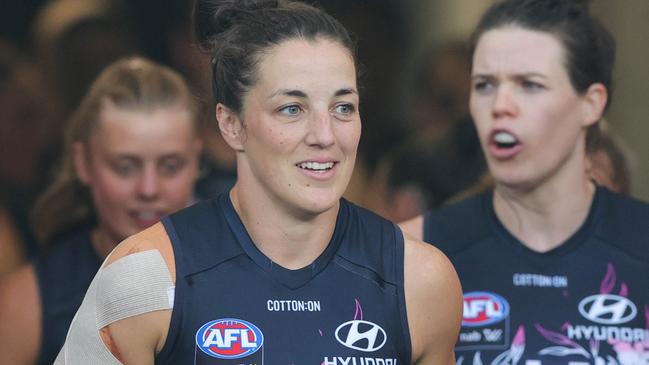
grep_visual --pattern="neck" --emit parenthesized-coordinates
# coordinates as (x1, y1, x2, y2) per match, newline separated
(230, 185, 339, 270)
(91, 227, 120, 259)
(493, 174, 596, 253)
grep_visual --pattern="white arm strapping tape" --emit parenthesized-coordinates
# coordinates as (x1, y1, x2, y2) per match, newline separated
(54, 249, 174, 364)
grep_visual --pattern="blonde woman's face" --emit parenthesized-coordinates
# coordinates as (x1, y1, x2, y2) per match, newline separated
(74, 103, 202, 246)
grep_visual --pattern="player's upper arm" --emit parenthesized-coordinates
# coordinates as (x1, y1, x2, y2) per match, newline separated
(58, 222, 176, 365)
(0, 264, 41, 365)
(404, 235, 462, 365)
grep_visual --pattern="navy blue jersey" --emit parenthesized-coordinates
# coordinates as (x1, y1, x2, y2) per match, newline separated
(156, 194, 411, 365)
(33, 228, 102, 365)
(423, 187, 649, 365)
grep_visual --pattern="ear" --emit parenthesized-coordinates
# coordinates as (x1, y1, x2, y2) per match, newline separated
(72, 142, 91, 185)
(215, 103, 245, 151)
(581, 83, 608, 127)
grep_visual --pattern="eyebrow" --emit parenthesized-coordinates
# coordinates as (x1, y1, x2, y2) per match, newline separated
(270, 89, 308, 99)
(270, 88, 358, 99)
(334, 88, 358, 97)
(472, 72, 548, 80)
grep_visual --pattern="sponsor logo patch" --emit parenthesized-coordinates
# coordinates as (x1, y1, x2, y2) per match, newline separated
(335, 320, 387, 352)
(462, 291, 510, 327)
(195, 318, 264, 359)
(578, 294, 637, 325)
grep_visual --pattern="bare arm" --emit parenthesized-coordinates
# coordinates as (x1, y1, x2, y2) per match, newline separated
(404, 235, 462, 365)
(66, 224, 175, 365)
(0, 265, 41, 365)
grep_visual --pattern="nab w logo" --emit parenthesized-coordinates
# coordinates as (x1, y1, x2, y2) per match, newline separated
(578, 294, 637, 325)
(335, 320, 387, 352)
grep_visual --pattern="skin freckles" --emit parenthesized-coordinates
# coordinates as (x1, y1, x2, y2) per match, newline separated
(231, 38, 361, 219)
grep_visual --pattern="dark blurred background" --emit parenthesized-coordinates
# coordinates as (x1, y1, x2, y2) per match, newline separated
(1, 0, 647, 225)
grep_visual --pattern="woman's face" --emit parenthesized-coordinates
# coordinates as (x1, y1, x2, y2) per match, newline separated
(232, 38, 360, 216)
(470, 27, 600, 190)
(75, 103, 201, 245)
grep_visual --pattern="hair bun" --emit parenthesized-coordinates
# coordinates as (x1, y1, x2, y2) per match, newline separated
(193, 0, 280, 51)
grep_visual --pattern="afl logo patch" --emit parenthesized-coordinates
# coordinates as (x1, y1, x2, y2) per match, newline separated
(196, 318, 264, 359)
(335, 320, 387, 352)
(462, 291, 510, 327)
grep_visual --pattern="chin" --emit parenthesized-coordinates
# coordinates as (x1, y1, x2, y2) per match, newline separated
(494, 173, 543, 193)
(296, 191, 341, 216)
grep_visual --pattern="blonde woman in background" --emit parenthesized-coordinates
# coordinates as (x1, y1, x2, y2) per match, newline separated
(0, 57, 202, 365)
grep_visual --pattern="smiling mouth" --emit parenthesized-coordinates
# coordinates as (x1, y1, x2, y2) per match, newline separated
(130, 211, 162, 226)
(493, 131, 520, 149)
(297, 161, 335, 172)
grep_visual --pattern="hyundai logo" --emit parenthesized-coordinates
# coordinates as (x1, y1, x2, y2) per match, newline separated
(578, 294, 637, 325)
(335, 320, 387, 352)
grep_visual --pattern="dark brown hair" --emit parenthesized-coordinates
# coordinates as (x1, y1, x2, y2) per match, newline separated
(193, 0, 357, 113)
(470, 0, 616, 147)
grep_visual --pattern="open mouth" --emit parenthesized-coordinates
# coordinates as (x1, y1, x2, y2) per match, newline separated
(297, 161, 335, 172)
(130, 211, 162, 227)
(492, 131, 520, 149)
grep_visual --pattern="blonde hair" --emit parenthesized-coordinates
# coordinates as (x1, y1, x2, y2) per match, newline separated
(32, 57, 197, 244)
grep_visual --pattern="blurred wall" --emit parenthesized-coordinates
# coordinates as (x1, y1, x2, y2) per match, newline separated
(591, 0, 649, 201)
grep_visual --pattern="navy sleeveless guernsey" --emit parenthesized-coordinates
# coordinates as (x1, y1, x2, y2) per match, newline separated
(423, 187, 649, 365)
(156, 193, 411, 365)
(33, 228, 102, 365)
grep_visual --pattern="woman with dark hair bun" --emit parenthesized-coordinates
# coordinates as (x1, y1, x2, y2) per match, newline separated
(56, 1, 462, 364)
(401, 0, 649, 364)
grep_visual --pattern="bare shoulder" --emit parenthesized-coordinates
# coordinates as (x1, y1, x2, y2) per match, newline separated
(98, 222, 176, 363)
(106, 222, 175, 281)
(398, 215, 423, 241)
(403, 235, 462, 365)
(0, 264, 40, 365)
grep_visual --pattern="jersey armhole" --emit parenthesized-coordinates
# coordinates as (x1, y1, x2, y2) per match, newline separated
(394, 224, 413, 365)
(155, 216, 185, 362)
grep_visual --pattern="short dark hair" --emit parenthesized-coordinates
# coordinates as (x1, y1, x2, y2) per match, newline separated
(471, 0, 615, 103)
(193, 0, 357, 113)
(470, 0, 616, 147)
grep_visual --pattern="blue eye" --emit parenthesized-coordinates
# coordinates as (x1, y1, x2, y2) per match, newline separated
(334, 103, 354, 115)
(159, 157, 186, 177)
(280, 104, 302, 116)
(473, 80, 494, 93)
(112, 161, 137, 177)
(521, 80, 544, 92)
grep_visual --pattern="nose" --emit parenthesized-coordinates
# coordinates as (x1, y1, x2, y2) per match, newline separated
(136, 167, 160, 200)
(492, 85, 518, 118)
(305, 111, 335, 148)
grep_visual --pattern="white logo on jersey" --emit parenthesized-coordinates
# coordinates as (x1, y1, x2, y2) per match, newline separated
(202, 329, 257, 349)
(578, 294, 637, 325)
(335, 320, 387, 352)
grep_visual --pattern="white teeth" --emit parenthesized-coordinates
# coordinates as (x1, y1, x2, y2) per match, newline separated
(494, 132, 518, 144)
(298, 162, 334, 170)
